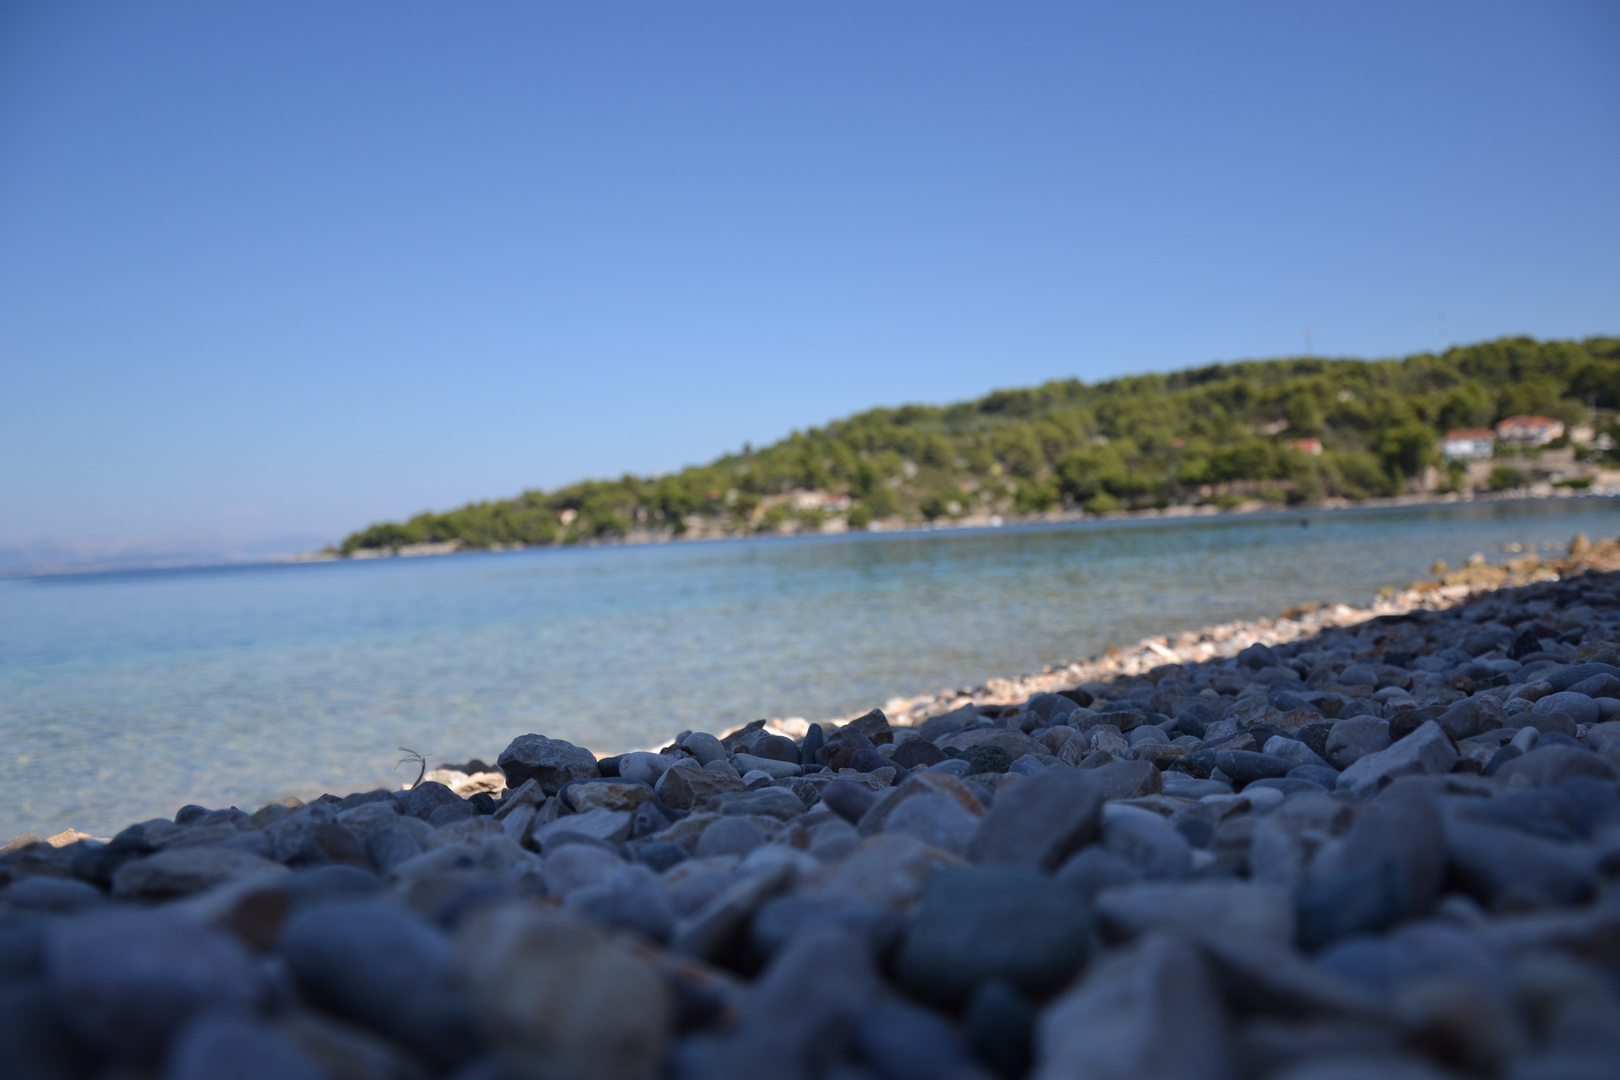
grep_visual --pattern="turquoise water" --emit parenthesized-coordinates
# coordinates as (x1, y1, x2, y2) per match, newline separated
(2, 498, 1616, 839)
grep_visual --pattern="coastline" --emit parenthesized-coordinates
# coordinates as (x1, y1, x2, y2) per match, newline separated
(742, 531, 1620, 743)
(4, 488, 1612, 581)
(5, 540, 1618, 1079)
(297, 484, 1620, 565)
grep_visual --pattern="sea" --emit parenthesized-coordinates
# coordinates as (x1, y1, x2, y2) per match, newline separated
(3, 497, 1616, 840)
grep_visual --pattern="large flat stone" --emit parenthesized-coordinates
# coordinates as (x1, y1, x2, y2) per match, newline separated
(1094, 880, 1294, 947)
(1337, 721, 1457, 800)
(655, 761, 746, 811)
(1035, 933, 1229, 1080)
(111, 846, 287, 900)
(895, 866, 1093, 1004)
(497, 734, 600, 795)
(968, 769, 1103, 871)
(459, 905, 671, 1080)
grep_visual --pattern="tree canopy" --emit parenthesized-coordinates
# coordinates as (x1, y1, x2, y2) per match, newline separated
(340, 335, 1620, 553)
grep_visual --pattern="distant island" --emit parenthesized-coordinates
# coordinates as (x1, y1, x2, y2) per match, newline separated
(338, 336, 1620, 556)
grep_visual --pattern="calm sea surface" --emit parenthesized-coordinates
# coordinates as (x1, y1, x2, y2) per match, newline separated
(3, 498, 1617, 839)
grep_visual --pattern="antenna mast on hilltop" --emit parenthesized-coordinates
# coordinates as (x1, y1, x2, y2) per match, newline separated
(1304, 327, 1312, 358)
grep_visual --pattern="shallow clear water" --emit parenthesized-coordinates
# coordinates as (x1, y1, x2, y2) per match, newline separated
(2, 498, 1616, 839)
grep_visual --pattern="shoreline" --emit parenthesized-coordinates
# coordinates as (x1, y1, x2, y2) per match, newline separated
(4, 540, 1618, 1079)
(5, 487, 1614, 581)
(197, 531, 1620, 813)
(742, 531, 1620, 742)
(315, 485, 1620, 564)
(4, 524, 1616, 851)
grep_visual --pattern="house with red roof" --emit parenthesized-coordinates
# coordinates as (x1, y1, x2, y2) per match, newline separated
(1494, 416, 1564, 447)
(1442, 429, 1495, 460)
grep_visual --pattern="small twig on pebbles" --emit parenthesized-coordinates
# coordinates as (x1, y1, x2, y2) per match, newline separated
(396, 747, 430, 790)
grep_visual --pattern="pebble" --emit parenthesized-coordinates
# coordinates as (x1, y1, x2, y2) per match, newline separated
(1533, 690, 1602, 726)
(0, 983, 89, 1079)
(964, 978, 1036, 1078)
(279, 900, 478, 1067)
(533, 807, 633, 849)
(542, 843, 626, 897)
(46, 910, 269, 1063)
(569, 866, 677, 944)
(1289, 764, 1342, 789)
(728, 752, 802, 779)
(1324, 719, 1390, 769)
(1094, 879, 1294, 947)
(1086, 758, 1164, 799)
(969, 768, 1103, 870)
(671, 858, 797, 961)
(676, 927, 880, 1078)
(693, 817, 764, 859)
(459, 905, 671, 1080)
(496, 734, 600, 794)
(1494, 743, 1615, 787)
(821, 832, 958, 910)
(396, 780, 468, 820)
(1215, 749, 1294, 787)
(954, 744, 1015, 773)
(892, 737, 949, 770)
(882, 792, 980, 856)
(806, 816, 861, 861)
(111, 845, 287, 900)
(853, 997, 983, 1080)
(821, 779, 883, 823)
(1264, 734, 1331, 771)
(895, 867, 1093, 1004)
(707, 787, 807, 820)
(564, 779, 657, 814)
(4, 874, 106, 913)
(364, 819, 425, 872)
(1099, 805, 1191, 879)
(1035, 933, 1229, 1080)
(750, 892, 900, 958)
(680, 731, 727, 765)
(616, 751, 674, 786)
(1297, 781, 1445, 949)
(165, 1013, 326, 1080)
(1336, 720, 1458, 799)
(1444, 819, 1598, 910)
(655, 760, 746, 811)
(1053, 844, 1143, 898)
(6, 551, 1620, 1080)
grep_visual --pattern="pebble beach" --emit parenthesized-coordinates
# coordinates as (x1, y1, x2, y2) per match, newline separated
(5, 536, 1620, 1080)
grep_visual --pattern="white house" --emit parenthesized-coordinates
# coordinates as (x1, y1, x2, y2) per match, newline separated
(1442, 429, 1495, 460)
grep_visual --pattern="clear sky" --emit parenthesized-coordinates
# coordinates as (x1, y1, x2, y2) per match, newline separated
(2, 2, 1617, 560)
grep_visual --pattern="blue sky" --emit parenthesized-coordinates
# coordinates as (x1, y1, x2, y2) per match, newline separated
(2, 2, 1616, 558)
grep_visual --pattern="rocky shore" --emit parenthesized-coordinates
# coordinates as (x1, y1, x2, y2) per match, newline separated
(5, 541, 1620, 1079)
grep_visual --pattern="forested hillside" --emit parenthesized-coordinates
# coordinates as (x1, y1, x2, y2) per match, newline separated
(341, 336, 1620, 552)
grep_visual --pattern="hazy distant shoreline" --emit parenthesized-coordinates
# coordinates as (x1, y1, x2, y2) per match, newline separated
(291, 486, 1620, 564)
(7, 487, 1617, 581)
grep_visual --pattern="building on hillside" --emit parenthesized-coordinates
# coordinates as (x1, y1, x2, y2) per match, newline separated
(1286, 437, 1323, 455)
(1495, 415, 1565, 446)
(1442, 429, 1496, 461)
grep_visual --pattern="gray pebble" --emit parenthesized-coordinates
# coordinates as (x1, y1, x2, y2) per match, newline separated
(47, 910, 269, 1063)
(165, 1014, 325, 1080)
(278, 900, 477, 1067)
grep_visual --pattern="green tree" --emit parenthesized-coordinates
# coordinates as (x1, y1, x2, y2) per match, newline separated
(338, 335, 1615, 553)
